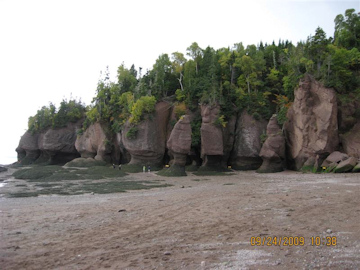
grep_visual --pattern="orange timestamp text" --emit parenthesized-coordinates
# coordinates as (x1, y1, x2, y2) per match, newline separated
(250, 236, 337, 246)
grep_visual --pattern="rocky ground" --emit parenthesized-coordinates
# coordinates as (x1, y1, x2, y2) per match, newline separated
(1, 169, 360, 270)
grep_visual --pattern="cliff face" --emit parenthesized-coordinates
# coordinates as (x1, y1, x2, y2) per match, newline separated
(121, 101, 171, 167)
(16, 77, 360, 173)
(75, 122, 112, 163)
(284, 75, 339, 170)
(16, 121, 82, 165)
(340, 121, 360, 158)
(200, 105, 224, 168)
(229, 110, 267, 170)
(166, 115, 192, 175)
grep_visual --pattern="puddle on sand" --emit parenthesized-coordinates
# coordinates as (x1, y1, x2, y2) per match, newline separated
(0, 182, 8, 188)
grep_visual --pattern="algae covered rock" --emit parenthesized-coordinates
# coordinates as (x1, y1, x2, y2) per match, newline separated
(334, 157, 358, 173)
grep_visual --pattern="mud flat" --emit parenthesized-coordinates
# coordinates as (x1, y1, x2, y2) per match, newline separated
(1, 170, 360, 269)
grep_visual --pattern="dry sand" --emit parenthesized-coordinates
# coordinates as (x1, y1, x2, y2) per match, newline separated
(1, 170, 360, 269)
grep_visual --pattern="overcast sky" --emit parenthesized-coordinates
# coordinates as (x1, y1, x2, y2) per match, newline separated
(0, 0, 358, 165)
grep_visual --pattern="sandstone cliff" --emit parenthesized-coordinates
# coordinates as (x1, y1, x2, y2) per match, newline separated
(284, 75, 339, 170)
(200, 104, 224, 169)
(166, 115, 192, 175)
(340, 121, 360, 159)
(230, 110, 267, 170)
(122, 101, 171, 167)
(75, 122, 112, 163)
(258, 115, 286, 173)
(16, 121, 82, 165)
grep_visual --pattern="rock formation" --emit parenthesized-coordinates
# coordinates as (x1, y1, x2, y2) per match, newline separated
(340, 121, 360, 159)
(16, 121, 81, 165)
(284, 74, 339, 170)
(200, 104, 224, 170)
(75, 122, 112, 163)
(321, 151, 349, 168)
(353, 162, 360, 172)
(39, 122, 81, 164)
(230, 110, 267, 170)
(16, 131, 41, 165)
(334, 157, 358, 173)
(166, 115, 192, 175)
(338, 96, 360, 132)
(257, 115, 286, 173)
(122, 101, 171, 167)
(16, 75, 360, 173)
(114, 132, 131, 164)
(221, 115, 237, 167)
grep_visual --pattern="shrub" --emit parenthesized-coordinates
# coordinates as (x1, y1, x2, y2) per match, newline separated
(129, 96, 156, 124)
(174, 102, 187, 119)
(126, 126, 138, 139)
(214, 114, 227, 128)
(28, 99, 85, 133)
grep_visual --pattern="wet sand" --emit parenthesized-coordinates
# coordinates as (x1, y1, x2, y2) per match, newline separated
(1, 170, 360, 269)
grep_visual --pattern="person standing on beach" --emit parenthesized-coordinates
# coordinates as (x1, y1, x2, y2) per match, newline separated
(118, 164, 122, 170)
(143, 165, 146, 173)
(148, 165, 151, 173)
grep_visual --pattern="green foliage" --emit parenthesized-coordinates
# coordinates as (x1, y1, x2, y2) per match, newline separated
(322, 45, 360, 93)
(190, 113, 202, 147)
(117, 63, 138, 93)
(28, 99, 85, 133)
(334, 9, 360, 50)
(277, 106, 288, 126)
(214, 114, 227, 128)
(76, 128, 83, 136)
(126, 126, 138, 139)
(8, 165, 172, 197)
(273, 94, 292, 125)
(65, 158, 107, 167)
(173, 102, 187, 119)
(175, 89, 186, 101)
(129, 95, 156, 124)
(26, 9, 360, 147)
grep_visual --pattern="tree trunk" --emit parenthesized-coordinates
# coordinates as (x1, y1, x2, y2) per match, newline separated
(178, 73, 184, 91)
(230, 65, 235, 85)
(246, 76, 250, 94)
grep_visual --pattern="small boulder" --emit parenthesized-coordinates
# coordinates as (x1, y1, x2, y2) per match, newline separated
(321, 151, 349, 167)
(64, 157, 106, 167)
(334, 157, 358, 173)
(352, 162, 360, 173)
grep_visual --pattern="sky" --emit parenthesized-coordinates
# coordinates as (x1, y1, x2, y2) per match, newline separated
(0, 0, 358, 165)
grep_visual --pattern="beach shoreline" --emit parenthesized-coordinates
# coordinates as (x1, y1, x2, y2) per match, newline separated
(1, 170, 360, 269)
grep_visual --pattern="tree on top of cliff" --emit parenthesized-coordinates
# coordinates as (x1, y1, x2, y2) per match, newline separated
(27, 8, 360, 135)
(334, 9, 360, 50)
(28, 98, 85, 133)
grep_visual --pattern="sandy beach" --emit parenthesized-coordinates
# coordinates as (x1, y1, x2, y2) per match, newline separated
(1, 170, 360, 269)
